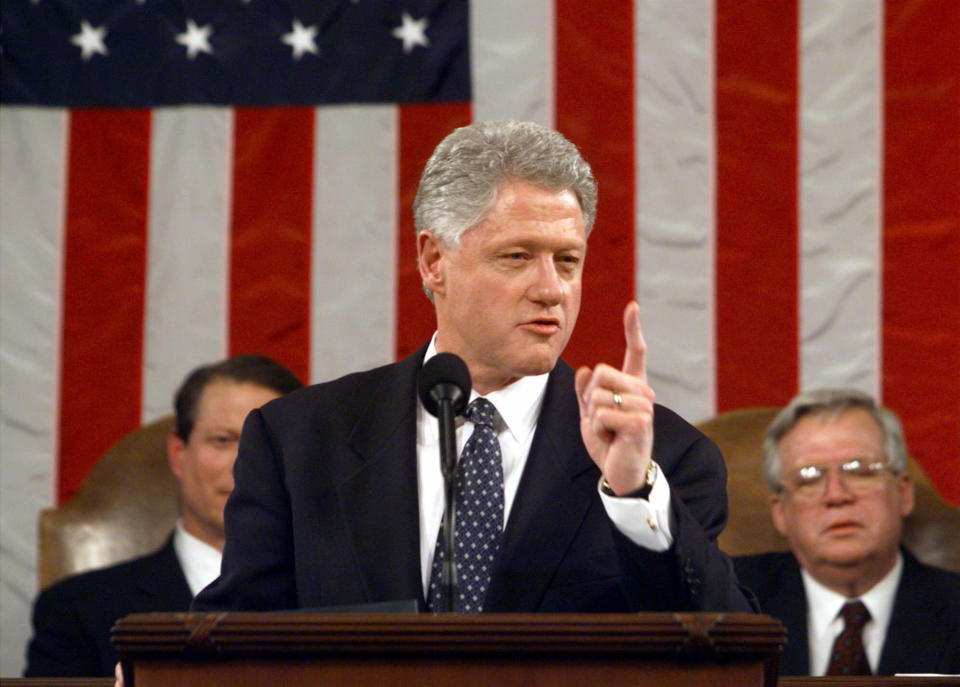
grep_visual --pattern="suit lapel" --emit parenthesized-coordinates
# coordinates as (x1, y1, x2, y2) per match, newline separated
(878, 550, 946, 674)
(485, 361, 598, 611)
(134, 537, 193, 607)
(766, 554, 811, 675)
(338, 349, 425, 605)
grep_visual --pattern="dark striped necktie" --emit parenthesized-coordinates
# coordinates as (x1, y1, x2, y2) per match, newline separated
(826, 600, 872, 675)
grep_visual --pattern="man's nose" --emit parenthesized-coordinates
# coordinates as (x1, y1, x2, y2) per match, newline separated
(528, 256, 563, 304)
(823, 468, 855, 504)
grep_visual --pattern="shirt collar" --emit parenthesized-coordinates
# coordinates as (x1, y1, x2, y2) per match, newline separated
(802, 551, 903, 639)
(423, 334, 548, 446)
(173, 519, 223, 596)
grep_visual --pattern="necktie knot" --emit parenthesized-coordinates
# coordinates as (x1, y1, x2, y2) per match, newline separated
(841, 600, 870, 630)
(465, 397, 497, 428)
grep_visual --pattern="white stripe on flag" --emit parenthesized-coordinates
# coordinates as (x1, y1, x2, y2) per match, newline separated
(0, 106, 67, 671)
(310, 106, 397, 384)
(470, 0, 553, 126)
(636, 0, 717, 424)
(798, 0, 882, 397)
(143, 107, 232, 420)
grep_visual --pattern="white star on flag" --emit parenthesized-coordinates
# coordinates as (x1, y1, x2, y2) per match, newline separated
(70, 20, 109, 61)
(176, 19, 214, 60)
(282, 19, 319, 60)
(392, 12, 429, 54)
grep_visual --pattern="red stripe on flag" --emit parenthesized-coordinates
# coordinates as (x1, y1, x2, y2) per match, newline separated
(395, 103, 472, 361)
(883, 0, 960, 504)
(58, 109, 150, 503)
(229, 108, 314, 383)
(715, 1, 799, 411)
(555, 0, 636, 371)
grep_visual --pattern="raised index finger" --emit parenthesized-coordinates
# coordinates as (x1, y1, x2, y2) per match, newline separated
(621, 300, 647, 383)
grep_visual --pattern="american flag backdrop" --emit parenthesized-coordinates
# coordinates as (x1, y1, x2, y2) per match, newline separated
(1, 0, 958, 674)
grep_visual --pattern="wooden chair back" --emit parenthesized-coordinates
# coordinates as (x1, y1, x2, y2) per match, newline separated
(38, 415, 180, 589)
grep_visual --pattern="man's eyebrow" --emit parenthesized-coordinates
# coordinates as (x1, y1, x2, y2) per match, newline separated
(204, 426, 241, 435)
(493, 235, 585, 249)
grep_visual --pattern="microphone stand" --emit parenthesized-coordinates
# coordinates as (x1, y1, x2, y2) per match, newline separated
(417, 351, 470, 613)
(437, 397, 458, 612)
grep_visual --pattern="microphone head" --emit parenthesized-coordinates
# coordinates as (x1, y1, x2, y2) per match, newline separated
(417, 352, 471, 417)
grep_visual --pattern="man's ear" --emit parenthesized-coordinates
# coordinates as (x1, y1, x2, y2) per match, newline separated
(417, 230, 446, 297)
(167, 432, 186, 482)
(770, 492, 788, 536)
(897, 472, 915, 518)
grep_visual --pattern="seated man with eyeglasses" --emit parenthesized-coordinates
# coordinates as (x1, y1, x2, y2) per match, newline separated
(733, 388, 960, 677)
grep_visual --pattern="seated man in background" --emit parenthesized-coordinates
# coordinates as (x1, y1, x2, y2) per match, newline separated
(24, 355, 302, 677)
(734, 388, 960, 676)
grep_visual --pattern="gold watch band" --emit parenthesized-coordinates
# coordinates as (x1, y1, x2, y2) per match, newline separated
(600, 461, 658, 499)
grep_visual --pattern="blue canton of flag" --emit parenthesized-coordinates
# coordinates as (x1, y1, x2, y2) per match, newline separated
(1, 0, 471, 106)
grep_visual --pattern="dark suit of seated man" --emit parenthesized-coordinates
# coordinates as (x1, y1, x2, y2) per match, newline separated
(733, 388, 960, 676)
(193, 120, 756, 617)
(24, 355, 301, 677)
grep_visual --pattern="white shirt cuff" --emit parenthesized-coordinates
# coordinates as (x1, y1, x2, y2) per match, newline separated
(598, 466, 674, 551)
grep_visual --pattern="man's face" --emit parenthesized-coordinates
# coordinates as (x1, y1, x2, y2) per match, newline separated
(168, 380, 282, 549)
(419, 180, 586, 394)
(770, 408, 914, 595)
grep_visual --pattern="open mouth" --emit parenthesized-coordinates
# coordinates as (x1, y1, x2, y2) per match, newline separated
(523, 318, 560, 335)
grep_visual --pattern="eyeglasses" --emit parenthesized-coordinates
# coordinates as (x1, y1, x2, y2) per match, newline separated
(779, 458, 894, 500)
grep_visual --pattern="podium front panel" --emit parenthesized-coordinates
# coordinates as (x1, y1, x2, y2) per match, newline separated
(113, 612, 786, 687)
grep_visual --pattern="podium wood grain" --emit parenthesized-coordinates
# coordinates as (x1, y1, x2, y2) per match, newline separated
(112, 612, 786, 687)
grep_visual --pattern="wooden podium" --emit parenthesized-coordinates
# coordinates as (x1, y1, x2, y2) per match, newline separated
(113, 612, 786, 687)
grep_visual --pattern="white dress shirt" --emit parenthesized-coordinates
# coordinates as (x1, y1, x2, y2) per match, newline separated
(172, 519, 224, 597)
(803, 553, 903, 675)
(416, 336, 673, 597)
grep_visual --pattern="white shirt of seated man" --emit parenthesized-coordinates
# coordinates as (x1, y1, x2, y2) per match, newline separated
(173, 518, 222, 596)
(804, 553, 902, 675)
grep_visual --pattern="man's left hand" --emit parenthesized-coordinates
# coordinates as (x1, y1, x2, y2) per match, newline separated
(574, 301, 655, 495)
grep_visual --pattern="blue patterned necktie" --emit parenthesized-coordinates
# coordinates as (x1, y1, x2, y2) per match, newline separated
(427, 397, 504, 613)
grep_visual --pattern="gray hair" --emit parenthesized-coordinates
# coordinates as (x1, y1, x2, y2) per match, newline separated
(413, 120, 597, 248)
(762, 388, 909, 491)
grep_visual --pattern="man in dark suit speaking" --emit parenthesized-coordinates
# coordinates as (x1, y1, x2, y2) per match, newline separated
(194, 120, 754, 615)
(25, 355, 301, 677)
(734, 388, 960, 675)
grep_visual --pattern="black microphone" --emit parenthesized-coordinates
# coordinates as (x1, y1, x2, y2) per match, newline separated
(417, 352, 470, 417)
(417, 352, 471, 612)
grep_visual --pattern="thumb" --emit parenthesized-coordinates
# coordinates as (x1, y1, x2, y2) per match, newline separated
(574, 366, 592, 414)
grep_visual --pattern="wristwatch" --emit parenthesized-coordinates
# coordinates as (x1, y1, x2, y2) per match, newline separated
(600, 461, 658, 500)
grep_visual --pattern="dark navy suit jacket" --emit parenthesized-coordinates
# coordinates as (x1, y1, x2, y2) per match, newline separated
(195, 348, 754, 614)
(734, 549, 960, 675)
(25, 535, 192, 677)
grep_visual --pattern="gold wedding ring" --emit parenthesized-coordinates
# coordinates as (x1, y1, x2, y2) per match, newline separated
(612, 391, 623, 409)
